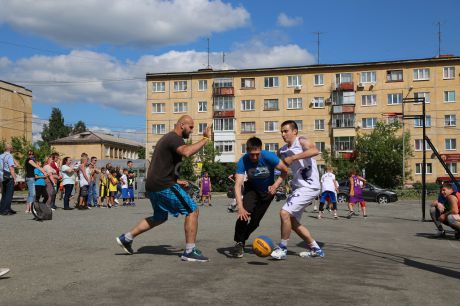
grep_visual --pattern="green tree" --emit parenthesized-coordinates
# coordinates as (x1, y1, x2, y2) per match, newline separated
(355, 122, 412, 188)
(321, 149, 355, 181)
(72, 120, 87, 134)
(137, 147, 146, 159)
(41, 107, 72, 144)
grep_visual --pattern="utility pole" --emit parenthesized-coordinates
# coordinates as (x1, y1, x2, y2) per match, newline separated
(207, 38, 211, 69)
(437, 21, 441, 57)
(313, 32, 322, 65)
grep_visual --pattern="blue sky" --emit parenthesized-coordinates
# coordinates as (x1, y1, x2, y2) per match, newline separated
(0, 0, 459, 143)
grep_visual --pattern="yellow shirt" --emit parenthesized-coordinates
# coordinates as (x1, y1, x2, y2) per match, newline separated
(109, 177, 118, 192)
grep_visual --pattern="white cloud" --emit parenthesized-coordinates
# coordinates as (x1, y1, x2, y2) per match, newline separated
(0, 0, 250, 47)
(89, 126, 145, 145)
(0, 41, 315, 117)
(32, 114, 47, 143)
(277, 13, 303, 27)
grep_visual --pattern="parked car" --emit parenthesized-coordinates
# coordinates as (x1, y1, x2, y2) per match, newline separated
(337, 180, 398, 204)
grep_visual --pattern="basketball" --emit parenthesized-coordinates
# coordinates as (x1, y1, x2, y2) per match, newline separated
(252, 235, 274, 257)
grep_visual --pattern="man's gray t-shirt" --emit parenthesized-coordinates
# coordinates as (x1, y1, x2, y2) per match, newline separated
(145, 132, 184, 192)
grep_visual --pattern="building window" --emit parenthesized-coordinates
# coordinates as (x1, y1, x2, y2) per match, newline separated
(414, 115, 432, 127)
(214, 78, 233, 87)
(336, 91, 356, 105)
(387, 93, 402, 105)
(152, 124, 166, 134)
(362, 118, 377, 129)
(312, 97, 325, 108)
(241, 78, 255, 89)
(386, 70, 403, 82)
(198, 80, 208, 91)
(445, 138, 457, 150)
(173, 81, 187, 92)
(446, 163, 458, 174)
(414, 92, 431, 103)
(265, 143, 279, 152)
(332, 113, 355, 128)
(315, 142, 326, 153)
(386, 115, 402, 124)
(294, 120, 303, 131)
(444, 91, 456, 103)
(214, 118, 234, 131)
(287, 75, 302, 87)
(214, 96, 234, 110)
(152, 103, 165, 113)
(315, 119, 325, 130)
(415, 139, 431, 151)
(443, 67, 455, 80)
(215, 141, 234, 153)
(360, 71, 376, 83)
(173, 102, 188, 113)
(264, 99, 279, 110)
(264, 121, 278, 132)
(241, 122, 256, 133)
(361, 94, 377, 106)
(264, 76, 279, 88)
(198, 123, 207, 134)
(415, 163, 432, 174)
(445, 115, 457, 127)
(152, 81, 165, 92)
(413, 68, 430, 81)
(241, 144, 246, 153)
(198, 101, 208, 112)
(333, 136, 355, 151)
(241, 99, 255, 111)
(287, 98, 303, 109)
(314, 74, 324, 86)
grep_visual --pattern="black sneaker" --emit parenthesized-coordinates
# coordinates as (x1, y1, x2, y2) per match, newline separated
(455, 231, 460, 240)
(116, 234, 133, 254)
(347, 211, 353, 219)
(181, 247, 209, 262)
(230, 242, 244, 258)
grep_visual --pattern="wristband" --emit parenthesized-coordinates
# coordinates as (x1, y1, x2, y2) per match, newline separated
(202, 136, 209, 141)
(282, 159, 289, 166)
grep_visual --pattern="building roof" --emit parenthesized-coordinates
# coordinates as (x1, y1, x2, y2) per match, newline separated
(146, 55, 460, 79)
(50, 131, 144, 148)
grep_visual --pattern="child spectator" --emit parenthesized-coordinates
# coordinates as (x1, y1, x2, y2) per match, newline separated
(98, 167, 108, 207)
(121, 168, 129, 206)
(34, 160, 48, 205)
(108, 169, 119, 208)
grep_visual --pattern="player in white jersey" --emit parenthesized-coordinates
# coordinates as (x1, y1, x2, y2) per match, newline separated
(319, 165, 339, 219)
(271, 120, 325, 260)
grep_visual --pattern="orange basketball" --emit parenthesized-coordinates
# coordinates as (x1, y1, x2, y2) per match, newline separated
(252, 236, 274, 257)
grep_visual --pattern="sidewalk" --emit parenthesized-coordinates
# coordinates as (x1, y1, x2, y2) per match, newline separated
(0, 198, 458, 305)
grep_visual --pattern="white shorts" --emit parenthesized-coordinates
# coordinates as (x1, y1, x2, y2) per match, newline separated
(282, 187, 320, 221)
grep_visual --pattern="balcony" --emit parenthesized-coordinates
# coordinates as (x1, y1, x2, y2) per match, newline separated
(332, 105, 355, 114)
(213, 86, 234, 96)
(213, 110, 235, 118)
(338, 82, 354, 91)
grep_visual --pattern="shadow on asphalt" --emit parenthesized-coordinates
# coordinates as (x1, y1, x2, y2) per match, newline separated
(135, 245, 183, 256)
(415, 232, 459, 240)
(328, 243, 460, 280)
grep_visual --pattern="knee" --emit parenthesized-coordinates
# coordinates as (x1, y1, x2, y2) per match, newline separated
(447, 214, 458, 227)
(280, 209, 290, 220)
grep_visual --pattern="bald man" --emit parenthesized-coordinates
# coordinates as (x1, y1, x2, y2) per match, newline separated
(117, 115, 212, 262)
(0, 144, 17, 215)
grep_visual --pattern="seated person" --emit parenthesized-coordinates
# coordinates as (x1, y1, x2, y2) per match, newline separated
(430, 182, 460, 239)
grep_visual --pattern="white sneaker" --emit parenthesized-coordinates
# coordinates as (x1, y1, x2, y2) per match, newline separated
(114, 199, 120, 204)
(271, 247, 287, 260)
(317, 213, 323, 219)
(0, 268, 10, 277)
(299, 248, 324, 258)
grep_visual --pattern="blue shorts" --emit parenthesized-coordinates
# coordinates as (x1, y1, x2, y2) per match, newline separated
(320, 190, 337, 204)
(147, 184, 198, 222)
(122, 188, 129, 198)
(127, 187, 134, 199)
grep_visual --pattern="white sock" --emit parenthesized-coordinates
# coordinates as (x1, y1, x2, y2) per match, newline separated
(124, 232, 133, 241)
(185, 243, 195, 253)
(308, 241, 320, 250)
(280, 239, 289, 248)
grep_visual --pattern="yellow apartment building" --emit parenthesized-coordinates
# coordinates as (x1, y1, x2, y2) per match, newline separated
(0, 80, 33, 142)
(146, 56, 460, 184)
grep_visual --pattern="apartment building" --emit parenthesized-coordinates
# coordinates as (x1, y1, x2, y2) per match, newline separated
(0, 80, 33, 142)
(146, 56, 460, 183)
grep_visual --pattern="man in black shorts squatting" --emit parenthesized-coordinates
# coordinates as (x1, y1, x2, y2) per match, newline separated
(116, 115, 212, 262)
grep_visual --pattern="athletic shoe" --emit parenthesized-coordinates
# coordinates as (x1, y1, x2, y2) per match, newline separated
(346, 211, 353, 219)
(271, 246, 288, 260)
(455, 231, 460, 240)
(230, 242, 244, 258)
(181, 247, 209, 262)
(317, 213, 322, 219)
(116, 234, 133, 255)
(435, 230, 446, 238)
(299, 247, 325, 258)
(114, 199, 119, 204)
(363, 214, 368, 218)
(333, 213, 339, 219)
(0, 268, 10, 277)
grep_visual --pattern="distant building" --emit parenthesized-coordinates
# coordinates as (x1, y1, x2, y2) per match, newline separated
(0, 80, 33, 142)
(146, 56, 460, 183)
(50, 131, 143, 160)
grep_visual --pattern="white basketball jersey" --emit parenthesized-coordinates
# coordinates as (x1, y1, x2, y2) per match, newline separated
(279, 137, 320, 190)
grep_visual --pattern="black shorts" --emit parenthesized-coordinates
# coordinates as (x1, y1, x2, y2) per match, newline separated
(80, 185, 89, 197)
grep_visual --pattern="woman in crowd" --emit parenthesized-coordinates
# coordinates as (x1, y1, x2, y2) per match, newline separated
(34, 160, 48, 204)
(61, 157, 77, 210)
(43, 155, 58, 209)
